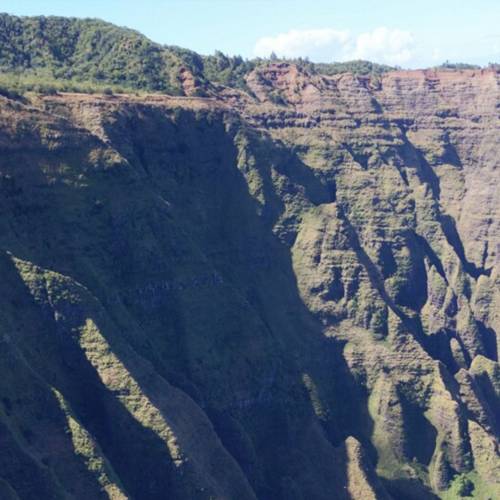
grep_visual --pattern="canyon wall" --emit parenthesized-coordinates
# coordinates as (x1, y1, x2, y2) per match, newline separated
(0, 65, 498, 499)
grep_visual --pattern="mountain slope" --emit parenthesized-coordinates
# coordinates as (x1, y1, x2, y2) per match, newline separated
(0, 15, 498, 500)
(0, 13, 208, 94)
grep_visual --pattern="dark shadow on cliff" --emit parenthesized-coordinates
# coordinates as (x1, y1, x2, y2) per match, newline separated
(0, 252, 183, 500)
(382, 477, 439, 500)
(398, 126, 441, 199)
(0, 103, 411, 499)
(440, 214, 491, 279)
(95, 109, 380, 499)
(397, 125, 491, 280)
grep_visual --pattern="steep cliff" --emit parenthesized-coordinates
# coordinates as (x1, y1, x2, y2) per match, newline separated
(0, 55, 498, 499)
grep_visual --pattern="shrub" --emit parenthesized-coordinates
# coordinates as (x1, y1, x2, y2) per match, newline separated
(37, 84, 58, 95)
(455, 475, 474, 497)
(0, 84, 23, 100)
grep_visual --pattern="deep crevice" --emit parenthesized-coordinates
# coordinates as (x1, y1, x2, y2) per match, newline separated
(440, 214, 491, 279)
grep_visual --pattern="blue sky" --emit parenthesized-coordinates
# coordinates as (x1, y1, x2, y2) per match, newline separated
(1, 0, 499, 67)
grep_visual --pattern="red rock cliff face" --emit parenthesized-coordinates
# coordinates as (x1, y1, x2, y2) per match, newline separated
(0, 65, 498, 500)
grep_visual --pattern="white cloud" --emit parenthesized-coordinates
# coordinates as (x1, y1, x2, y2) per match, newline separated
(348, 27, 414, 65)
(253, 28, 350, 60)
(253, 27, 415, 66)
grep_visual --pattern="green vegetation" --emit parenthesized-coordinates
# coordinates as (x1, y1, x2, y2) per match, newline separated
(0, 80, 24, 100)
(0, 71, 145, 96)
(315, 59, 397, 75)
(437, 61, 482, 70)
(201, 55, 397, 93)
(52, 388, 128, 499)
(441, 472, 500, 500)
(0, 13, 205, 94)
(455, 475, 475, 497)
(201, 51, 256, 90)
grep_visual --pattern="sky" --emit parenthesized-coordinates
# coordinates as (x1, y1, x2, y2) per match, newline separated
(1, 0, 499, 68)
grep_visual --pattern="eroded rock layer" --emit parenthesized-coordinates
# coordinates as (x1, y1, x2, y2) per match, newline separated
(0, 65, 498, 499)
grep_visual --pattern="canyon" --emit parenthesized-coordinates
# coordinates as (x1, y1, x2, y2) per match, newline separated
(0, 17, 499, 500)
